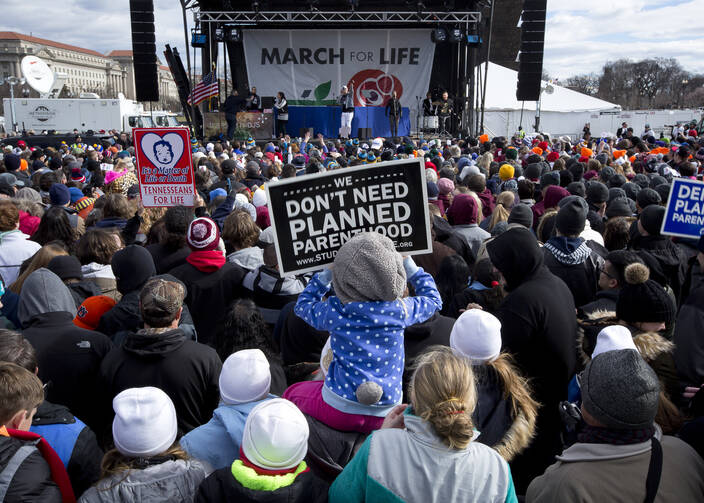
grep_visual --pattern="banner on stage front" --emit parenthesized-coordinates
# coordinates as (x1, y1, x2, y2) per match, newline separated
(661, 178, 704, 239)
(133, 127, 196, 207)
(266, 158, 432, 275)
(242, 29, 435, 108)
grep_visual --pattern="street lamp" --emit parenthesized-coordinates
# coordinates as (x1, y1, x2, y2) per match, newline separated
(0, 76, 27, 132)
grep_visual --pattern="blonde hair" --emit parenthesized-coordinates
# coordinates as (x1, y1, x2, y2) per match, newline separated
(477, 152, 493, 174)
(467, 191, 483, 220)
(99, 443, 189, 488)
(488, 191, 515, 231)
(9, 243, 68, 294)
(410, 348, 476, 449)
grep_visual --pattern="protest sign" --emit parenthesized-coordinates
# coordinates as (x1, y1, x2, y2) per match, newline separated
(266, 158, 431, 275)
(132, 127, 196, 207)
(661, 178, 704, 239)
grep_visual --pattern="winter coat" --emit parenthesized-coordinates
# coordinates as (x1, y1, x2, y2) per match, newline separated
(20, 269, 113, 433)
(99, 328, 221, 434)
(227, 247, 265, 272)
(30, 401, 103, 498)
(413, 240, 457, 279)
(453, 224, 491, 257)
(243, 266, 308, 323)
(195, 460, 325, 503)
(486, 228, 577, 492)
(431, 215, 476, 267)
(329, 411, 517, 503)
(577, 289, 619, 317)
(66, 280, 103, 308)
(79, 459, 209, 503)
(526, 429, 704, 503)
(168, 261, 246, 347)
(0, 431, 62, 503)
(0, 230, 41, 285)
(80, 263, 120, 301)
(675, 282, 704, 387)
(542, 236, 604, 307)
(180, 396, 276, 470)
(145, 243, 191, 274)
(401, 312, 454, 396)
(277, 302, 329, 366)
(629, 234, 688, 302)
(304, 414, 368, 484)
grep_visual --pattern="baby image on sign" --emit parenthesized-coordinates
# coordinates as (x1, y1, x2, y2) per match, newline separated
(133, 127, 197, 207)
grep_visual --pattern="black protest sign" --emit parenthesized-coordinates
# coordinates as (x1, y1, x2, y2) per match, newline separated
(266, 158, 431, 275)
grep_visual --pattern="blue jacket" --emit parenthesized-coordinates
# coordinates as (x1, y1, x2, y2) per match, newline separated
(294, 262, 442, 417)
(180, 395, 276, 470)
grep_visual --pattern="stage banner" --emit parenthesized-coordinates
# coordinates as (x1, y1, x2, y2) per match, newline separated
(266, 158, 431, 276)
(661, 178, 704, 239)
(132, 127, 196, 207)
(242, 29, 434, 108)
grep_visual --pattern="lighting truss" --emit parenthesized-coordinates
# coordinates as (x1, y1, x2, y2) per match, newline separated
(196, 10, 481, 25)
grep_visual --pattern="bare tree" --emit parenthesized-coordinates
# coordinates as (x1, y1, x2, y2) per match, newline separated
(564, 73, 599, 95)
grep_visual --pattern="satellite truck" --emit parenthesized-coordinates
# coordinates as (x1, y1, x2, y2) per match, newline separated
(2, 56, 176, 141)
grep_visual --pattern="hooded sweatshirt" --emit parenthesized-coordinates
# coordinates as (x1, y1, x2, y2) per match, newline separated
(486, 228, 577, 491)
(20, 269, 113, 432)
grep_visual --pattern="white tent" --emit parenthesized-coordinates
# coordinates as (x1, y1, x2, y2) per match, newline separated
(476, 63, 621, 138)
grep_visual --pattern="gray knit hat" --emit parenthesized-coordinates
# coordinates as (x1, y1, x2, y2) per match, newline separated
(332, 232, 405, 304)
(581, 349, 659, 429)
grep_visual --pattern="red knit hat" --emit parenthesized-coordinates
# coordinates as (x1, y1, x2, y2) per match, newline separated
(546, 151, 559, 163)
(74, 295, 116, 330)
(187, 217, 221, 251)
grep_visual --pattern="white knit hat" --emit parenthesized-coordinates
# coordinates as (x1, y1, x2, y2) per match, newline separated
(112, 387, 177, 457)
(252, 188, 268, 208)
(242, 398, 309, 470)
(592, 325, 637, 358)
(220, 349, 271, 405)
(235, 193, 249, 206)
(450, 310, 502, 363)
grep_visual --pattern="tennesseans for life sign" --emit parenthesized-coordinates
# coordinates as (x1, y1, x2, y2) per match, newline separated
(266, 158, 432, 275)
(133, 127, 196, 207)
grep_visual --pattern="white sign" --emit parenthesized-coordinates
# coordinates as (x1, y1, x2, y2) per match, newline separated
(242, 29, 435, 108)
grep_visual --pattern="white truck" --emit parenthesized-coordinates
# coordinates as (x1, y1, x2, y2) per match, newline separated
(3, 96, 159, 133)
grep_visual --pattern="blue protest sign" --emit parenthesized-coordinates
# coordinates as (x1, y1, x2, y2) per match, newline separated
(661, 178, 704, 239)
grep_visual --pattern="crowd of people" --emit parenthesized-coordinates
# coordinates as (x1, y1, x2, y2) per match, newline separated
(0, 124, 703, 502)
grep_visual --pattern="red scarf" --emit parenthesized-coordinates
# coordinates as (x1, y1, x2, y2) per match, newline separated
(6, 428, 76, 502)
(186, 250, 226, 273)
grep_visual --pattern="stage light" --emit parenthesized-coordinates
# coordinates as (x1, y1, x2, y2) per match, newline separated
(226, 28, 242, 43)
(448, 27, 463, 43)
(348, 0, 359, 11)
(431, 28, 447, 43)
(213, 28, 225, 42)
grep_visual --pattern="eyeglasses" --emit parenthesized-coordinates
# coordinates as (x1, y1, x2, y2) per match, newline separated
(600, 265, 616, 280)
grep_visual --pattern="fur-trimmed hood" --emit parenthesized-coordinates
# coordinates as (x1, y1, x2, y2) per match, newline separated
(577, 310, 674, 368)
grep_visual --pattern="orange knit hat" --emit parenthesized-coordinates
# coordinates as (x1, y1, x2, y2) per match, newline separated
(580, 147, 593, 158)
(74, 295, 116, 330)
(479, 134, 489, 144)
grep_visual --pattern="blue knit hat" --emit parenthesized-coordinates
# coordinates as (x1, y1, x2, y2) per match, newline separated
(69, 187, 84, 204)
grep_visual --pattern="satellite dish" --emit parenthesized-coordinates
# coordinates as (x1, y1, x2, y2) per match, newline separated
(21, 56, 55, 95)
(544, 84, 555, 95)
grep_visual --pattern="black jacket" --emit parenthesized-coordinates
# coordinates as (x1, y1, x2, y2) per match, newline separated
(578, 289, 619, 317)
(168, 261, 246, 348)
(99, 327, 222, 434)
(402, 313, 454, 397)
(0, 435, 61, 503)
(542, 244, 603, 308)
(385, 98, 401, 118)
(629, 234, 689, 302)
(195, 462, 326, 503)
(145, 243, 191, 274)
(31, 401, 103, 498)
(674, 282, 704, 387)
(223, 95, 245, 115)
(23, 312, 113, 433)
(277, 303, 329, 366)
(304, 415, 367, 485)
(473, 365, 514, 448)
(486, 228, 577, 492)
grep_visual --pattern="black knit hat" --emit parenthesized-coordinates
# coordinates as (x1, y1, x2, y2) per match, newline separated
(639, 205, 665, 236)
(616, 263, 676, 325)
(636, 188, 661, 210)
(556, 195, 588, 236)
(47, 255, 83, 281)
(567, 181, 586, 198)
(586, 181, 608, 205)
(606, 198, 632, 218)
(507, 204, 533, 229)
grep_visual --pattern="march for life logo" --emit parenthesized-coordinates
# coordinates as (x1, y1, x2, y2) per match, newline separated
(348, 69, 403, 107)
(133, 127, 197, 207)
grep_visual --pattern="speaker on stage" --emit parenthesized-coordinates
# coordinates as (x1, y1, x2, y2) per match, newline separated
(357, 128, 372, 140)
(299, 127, 313, 138)
(129, 0, 159, 102)
(516, 0, 546, 102)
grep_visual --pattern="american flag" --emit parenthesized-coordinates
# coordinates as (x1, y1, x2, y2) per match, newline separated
(187, 71, 219, 106)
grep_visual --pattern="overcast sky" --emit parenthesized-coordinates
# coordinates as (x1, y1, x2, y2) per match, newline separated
(1, 0, 703, 81)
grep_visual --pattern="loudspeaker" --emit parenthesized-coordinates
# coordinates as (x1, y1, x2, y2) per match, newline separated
(516, 0, 546, 102)
(129, 0, 159, 102)
(357, 127, 372, 140)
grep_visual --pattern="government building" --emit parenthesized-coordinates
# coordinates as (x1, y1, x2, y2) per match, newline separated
(0, 32, 179, 108)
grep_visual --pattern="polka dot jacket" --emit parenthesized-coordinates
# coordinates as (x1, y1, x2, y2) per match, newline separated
(294, 261, 442, 410)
